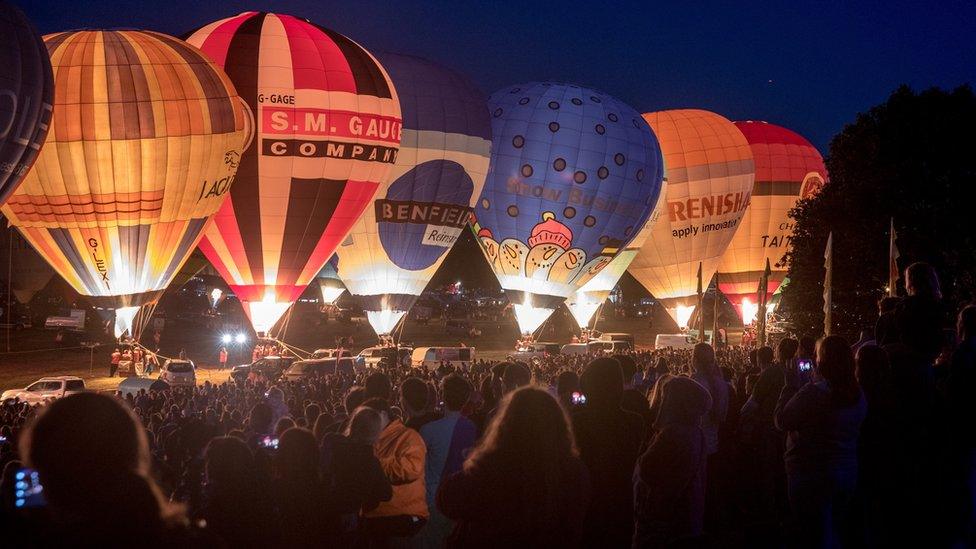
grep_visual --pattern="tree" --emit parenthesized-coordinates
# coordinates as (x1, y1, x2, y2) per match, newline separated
(783, 85, 976, 339)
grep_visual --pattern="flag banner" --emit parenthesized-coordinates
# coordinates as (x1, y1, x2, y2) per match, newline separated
(823, 232, 833, 336)
(889, 218, 900, 297)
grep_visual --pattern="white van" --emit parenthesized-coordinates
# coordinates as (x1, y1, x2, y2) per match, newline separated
(411, 347, 475, 369)
(560, 343, 590, 355)
(654, 333, 698, 350)
(512, 342, 561, 362)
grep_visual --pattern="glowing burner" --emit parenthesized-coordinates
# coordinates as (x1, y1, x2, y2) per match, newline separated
(512, 295, 555, 336)
(367, 309, 407, 337)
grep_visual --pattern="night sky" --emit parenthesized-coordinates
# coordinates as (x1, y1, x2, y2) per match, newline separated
(20, 0, 975, 152)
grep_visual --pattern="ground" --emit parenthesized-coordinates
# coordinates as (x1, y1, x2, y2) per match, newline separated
(0, 303, 731, 392)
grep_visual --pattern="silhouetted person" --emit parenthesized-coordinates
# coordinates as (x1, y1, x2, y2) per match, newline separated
(273, 427, 326, 547)
(21, 393, 203, 545)
(200, 436, 278, 547)
(945, 305, 976, 545)
(320, 407, 393, 545)
(401, 376, 439, 431)
(420, 375, 477, 548)
(741, 340, 796, 521)
(882, 262, 945, 543)
(617, 354, 653, 427)
(633, 376, 711, 547)
(438, 387, 589, 548)
(556, 369, 581, 409)
(360, 397, 428, 545)
(572, 357, 645, 547)
(775, 336, 866, 547)
(853, 343, 896, 547)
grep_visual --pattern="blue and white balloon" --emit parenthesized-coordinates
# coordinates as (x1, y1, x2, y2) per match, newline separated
(335, 53, 491, 337)
(472, 82, 663, 335)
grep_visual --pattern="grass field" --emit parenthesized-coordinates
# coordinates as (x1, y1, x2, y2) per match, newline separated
(0, 302, 725, 392)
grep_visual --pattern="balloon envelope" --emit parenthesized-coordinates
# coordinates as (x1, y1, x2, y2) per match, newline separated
(717, 121, 827, 322)
(473, 82, 664, 335)
(1, 215, 53, 304)
(627, 109, 755, 328)
(335, 53, 491, 336)
(0, 1, 54, 206)
(187, 12, 402, 334)
(0, 30, 250, 337)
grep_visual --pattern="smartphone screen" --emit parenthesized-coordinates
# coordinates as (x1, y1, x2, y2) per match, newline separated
(798, 359, 813, 373)
(571, 391, 586, 405)
(259, 436, 279, 450)
(14, 468, 46, 508)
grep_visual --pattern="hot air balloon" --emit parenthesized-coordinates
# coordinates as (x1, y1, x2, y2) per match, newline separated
(334, 53, 491, 337)
(1, 1, 54, 205)
(472, 82, 664, 336)
(565, 186, 666, 330)
(1, 215, 52, 304)
(717, 121, 827, 322)
(627, 109, 755, 329)
(317, 255, 345, 305)
(186, 12, 402, 335)
(0, 30, 250, 337)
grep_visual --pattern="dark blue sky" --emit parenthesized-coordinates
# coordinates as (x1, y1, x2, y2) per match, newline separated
(20, 0, 975, 152)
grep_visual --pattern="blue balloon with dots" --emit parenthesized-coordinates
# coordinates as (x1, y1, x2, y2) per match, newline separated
(473, 81, 664, 291)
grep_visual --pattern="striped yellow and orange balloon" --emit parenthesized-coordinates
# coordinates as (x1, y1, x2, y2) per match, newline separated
(627, 109, 755, 329)
(0, 30, 250, 337)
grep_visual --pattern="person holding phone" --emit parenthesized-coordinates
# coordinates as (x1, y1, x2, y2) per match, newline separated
(17, 393, 206, 545)
(571, 358, 645, 547)
(775, 335, 866, 547)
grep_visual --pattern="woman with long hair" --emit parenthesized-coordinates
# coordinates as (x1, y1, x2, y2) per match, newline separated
(775, 335, 866, 547)
(437, 386, 589, 547)
(201, 436, 279, 546)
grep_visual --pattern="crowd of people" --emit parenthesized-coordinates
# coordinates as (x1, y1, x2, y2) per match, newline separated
(1, 262, 975, 547)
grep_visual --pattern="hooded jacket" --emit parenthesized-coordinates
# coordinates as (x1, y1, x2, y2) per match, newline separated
(364, 418, 429, 519)
(633, 376, 710, 548)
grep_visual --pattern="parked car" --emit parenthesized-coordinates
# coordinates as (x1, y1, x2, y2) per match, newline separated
(311, 348, 353, 359)
(356, 346, 412, 368)
(230, 356, 297, 384)
(512, 342, 561, 362)
(282, 357, 356, 381)
(411, 347, 476, 370)
(159, 359, 196, 387)
(445, 319, 482, 338)
(597, 332, 635, 348)
(1, 376, 86, 404)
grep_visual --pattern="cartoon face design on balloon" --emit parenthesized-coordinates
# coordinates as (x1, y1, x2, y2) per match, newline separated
(549, 248, 586, 284)
(477, 228, 501, 270)
(572, 256, 613, 287)
(526, 244, 563, 279)
(499, 239, 528, 276)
